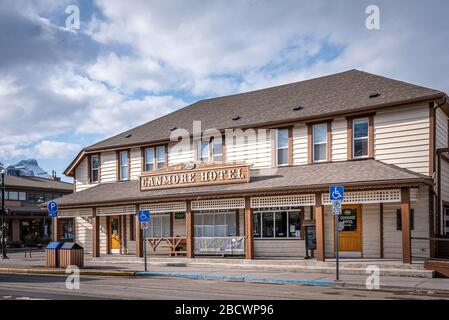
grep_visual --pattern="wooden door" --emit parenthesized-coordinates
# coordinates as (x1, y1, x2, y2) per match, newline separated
(337, 205, 362, 252)
(109, 217, 121, 254)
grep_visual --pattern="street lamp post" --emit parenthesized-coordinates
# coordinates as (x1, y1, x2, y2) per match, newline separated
(1, 169, 8, 259)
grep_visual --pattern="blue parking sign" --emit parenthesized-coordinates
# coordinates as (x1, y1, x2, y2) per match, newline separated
(47, 201, 58, 217)
(138, 210, 150, 222)
(329, 185, 344, 201)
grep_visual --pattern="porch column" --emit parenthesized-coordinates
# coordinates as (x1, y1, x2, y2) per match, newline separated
(92, 209, 100, 257)
(315, 192, 325, 261)
(401, 188, 412, 264)
(52, 217, 61, 242)
(135, 211, 143, 257)
(121, 215, 127, 255)
(244, 197, 254, 259)
(186, 200, 194, 258)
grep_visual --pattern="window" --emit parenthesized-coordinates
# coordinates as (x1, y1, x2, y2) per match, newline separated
(197, 137, 224, 162)
(353, 118, 369, 158)
(212, 138, 223, 162)
(118, 150, 129, 181)
(8, 191, 18, 200)
(130, 215, 135, 241)
(253, 207, 302, 238)
(60, 218, 75, 241)
(313, 123, 327, 162)
(144, 147, 155, 171)
(276, 129, 289, 166)
(18, 192, 26, 201)
(198, 141, 210, 161)
(147, 213, 171, 237)
(90, 154, 99, 182)
(156, 146, 166, 169)
(396, 209, 415, 231)
(444, 206, 449, 235)
(194, 210, 237, 237)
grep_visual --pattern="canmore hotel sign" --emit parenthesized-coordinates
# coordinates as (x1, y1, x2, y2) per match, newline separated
(140, 163, 250, 191)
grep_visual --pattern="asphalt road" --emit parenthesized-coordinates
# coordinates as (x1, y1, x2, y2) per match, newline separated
(0, 273, 448, 300)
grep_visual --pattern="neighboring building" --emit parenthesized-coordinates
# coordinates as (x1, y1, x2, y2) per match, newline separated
(3, 176, 73, 245)
(55, 69, 449, 263)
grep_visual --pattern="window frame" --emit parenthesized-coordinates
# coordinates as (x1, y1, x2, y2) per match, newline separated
(347, 114, 374, 160)
(142, 144, 167, 173)
(275, 128, 290, 166)
(253, 207, 303, 239)
(89, 154, 100, 183)
(117, 150, 130, 181)
(196, 136, 225, 163)
(147, 213, 172, 237)
(312, 122, 328, 163)
(352, 117, 369, 159)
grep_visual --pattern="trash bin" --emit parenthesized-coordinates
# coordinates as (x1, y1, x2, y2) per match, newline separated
(45, 242, 64, 268)
(59, 242, 84, 268)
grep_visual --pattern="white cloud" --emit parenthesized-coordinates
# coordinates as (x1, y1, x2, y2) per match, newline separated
(33, 140, 81, 159)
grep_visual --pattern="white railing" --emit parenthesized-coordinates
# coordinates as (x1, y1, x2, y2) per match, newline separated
(194, 236, 245, 255)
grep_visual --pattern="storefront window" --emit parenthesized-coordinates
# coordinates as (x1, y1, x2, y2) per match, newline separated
(254, 207, 302, 239)
(194, 210, 237, 237)
(60, 218, 74, 241)
(20, 219, 43, 242)
(147, 213, 170, 237)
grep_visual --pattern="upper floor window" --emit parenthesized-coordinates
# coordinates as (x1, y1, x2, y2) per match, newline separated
(275, 129, 289, 166)
(197, 137, 223, 162)
(313, 123, 327, 162)
(143, 145, 166, 171)
(90, 154, 99, 183)
(118, 150, 129, 181)
(353, 118, 369, 158)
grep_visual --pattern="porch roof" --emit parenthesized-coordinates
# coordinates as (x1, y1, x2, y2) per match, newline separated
(52, 160, 432, 208)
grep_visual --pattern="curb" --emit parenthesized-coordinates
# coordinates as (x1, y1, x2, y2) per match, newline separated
(0, 267, 136, 277)
(135, 271, 336, 286)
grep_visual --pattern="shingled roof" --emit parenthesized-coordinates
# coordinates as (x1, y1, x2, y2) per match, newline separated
(83, 69, 443, 152)
(55, 160, 431, 208)
(6, 175, 73, 192)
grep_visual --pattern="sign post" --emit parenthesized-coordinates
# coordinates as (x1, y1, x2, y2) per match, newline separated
(138, 210, 150, 272)
(330, 185, 344, 281)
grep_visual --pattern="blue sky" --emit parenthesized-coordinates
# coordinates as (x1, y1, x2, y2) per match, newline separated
(1, 0, 449, 182)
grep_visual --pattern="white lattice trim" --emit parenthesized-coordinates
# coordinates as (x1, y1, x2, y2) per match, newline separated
(58, 208, 93, 218)
(96, 205, 136, 216)
(191, 198, 245, 210)
(251, 194, 315, 208)
(140, 202, 186, 213)
(322, 189, 403, 204)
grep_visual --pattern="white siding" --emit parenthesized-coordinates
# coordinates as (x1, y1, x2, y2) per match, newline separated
(383, 187, 430, 259)
(331, 118, 347, 162)
(130, 148, 141, 180)
(100, 216, 107, 254)
(375, 105, 430, 175)
(74, 158, 93, 192)
(362, 203, 381, 258)
(100, 151, 117, 182)
(226, 130, 272, 168)
(292, 124, 308, 165)
(436, 108, 448, 149)
(75, 217, 92, 253)
(168, 142, 194, 165)
(254, 240, 306, 258)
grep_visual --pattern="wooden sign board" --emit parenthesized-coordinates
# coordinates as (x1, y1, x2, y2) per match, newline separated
(140, 163, 250, 191)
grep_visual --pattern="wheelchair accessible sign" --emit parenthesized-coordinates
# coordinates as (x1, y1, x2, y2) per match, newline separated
(330, 185, 344, 215)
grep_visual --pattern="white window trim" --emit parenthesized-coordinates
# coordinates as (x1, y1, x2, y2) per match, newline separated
(212, 139, 223, 162)
(312, 123, 327, 163)
(275, 129, 289, 166)
(147, 213, 171, 237)
(119, 150, 129, 181)
(198, 140, 210, 162)
(194, 209, 237, 237)
(91, 155, 99, 183)
(144, 147, 155, 172)
(156, 145, 166, 169)
(352, 118, 369, 159)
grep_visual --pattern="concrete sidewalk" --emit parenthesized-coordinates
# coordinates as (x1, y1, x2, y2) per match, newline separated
(1, 250, 448, 294)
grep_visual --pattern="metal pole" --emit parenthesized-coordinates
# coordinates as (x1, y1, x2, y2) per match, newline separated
(143, 227, 147, 272)
(335, 214, 339, 281)
(1, 172, 8, 259)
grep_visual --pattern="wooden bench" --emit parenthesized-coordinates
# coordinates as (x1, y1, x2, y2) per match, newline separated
(146, 237, 187, 256)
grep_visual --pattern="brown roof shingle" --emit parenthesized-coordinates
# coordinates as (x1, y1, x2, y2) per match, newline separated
(55, 160, 431, 208)
(83, 69, 442, 153)
(5, 176, 73, 192)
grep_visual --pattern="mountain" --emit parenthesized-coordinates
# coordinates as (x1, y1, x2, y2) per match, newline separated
(5, 159, 51, 178)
